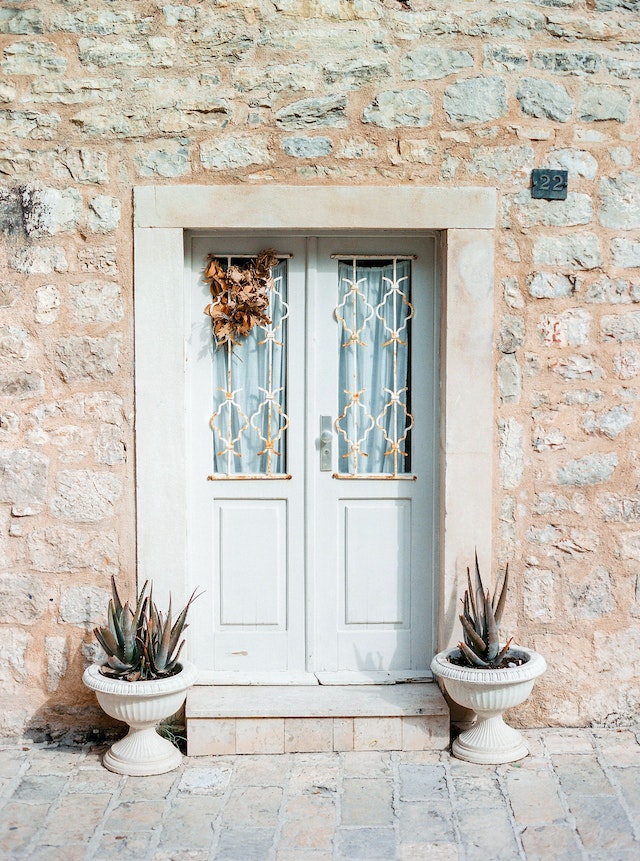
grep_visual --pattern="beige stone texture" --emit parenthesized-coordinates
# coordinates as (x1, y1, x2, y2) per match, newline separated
(0, 0, 639, 738)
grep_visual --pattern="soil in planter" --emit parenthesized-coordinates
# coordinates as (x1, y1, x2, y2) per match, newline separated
(448, 652, 530, 670)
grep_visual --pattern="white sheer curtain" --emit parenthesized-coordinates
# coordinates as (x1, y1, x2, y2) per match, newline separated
(336, 259, 412, 475)
(211, 260, 288, 475)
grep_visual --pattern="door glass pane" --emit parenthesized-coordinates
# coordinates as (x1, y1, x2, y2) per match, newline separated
(210, 258, 288, 476)
(336, 258, 413, 476)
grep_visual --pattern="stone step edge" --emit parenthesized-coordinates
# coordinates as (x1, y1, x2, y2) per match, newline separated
(186, 682, 448, 720)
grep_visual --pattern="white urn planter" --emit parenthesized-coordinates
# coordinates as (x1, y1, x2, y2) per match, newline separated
(431, 647, 546, 765)
(83, 660, 198, 776)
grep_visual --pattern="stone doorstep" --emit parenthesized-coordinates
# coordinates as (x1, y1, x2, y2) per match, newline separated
(186, 683, 450, 756)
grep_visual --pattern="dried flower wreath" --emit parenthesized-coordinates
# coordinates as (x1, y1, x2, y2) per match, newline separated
(204, 249, 279, 347)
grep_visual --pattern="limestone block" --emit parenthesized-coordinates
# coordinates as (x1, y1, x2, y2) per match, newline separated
(70, 281, 123, 323)
(0, 629, 30, 690)
(94, 423, 126, 465)
(70, 106, 149, 138)
(0, 281, 20, 307)
(497, 355, 521, 402)
(1, 41, 66, 75)
(499, 418, 523, 489)
(538, 310, 591, 347)
(27, 78, 120, 105)
(548, 148, 598, 179)
(0, 79, 16, 102)
(583, 405, 633, 438)
(528, 272, 576, 299)
(275, 94, 347, 129)
(533, 492, 586, 517)
(614, 350, 640, 379)
(602, 312, 640, 342)
(0, 109, 60, 139)
(363, 89, 432, 129)
(34, 284, 61, 324)
(443, 77, 508, 124)
(514, 192, 592, 228)
(599, 493, 640, 522)
(234, 63, 316, 94)
(79, 37, 175, 68)
(21, 185, 81, 236)
(483, 45, 528, 72)
(503, 277, 524, 309)
(568, 566, 614, 620)
(0, 574, 50, 624)
(77, 246, 118, 275)
(600, 173, 640, 229)
(533, 234, 601, 269)
(54, 335, 121, 383)
(532, 427, 566, 452)
(324, 59, 390, 88)
(0, 147, 51, 177)
(53, 148, 109, 184)
(28, 525, 119, 574)
(9, 245, 68, 274)
(498, 315, 524, 354)
(45, 636, 67, 692)
(50, 469, 122, 522)
(400, 48, 473, 80)
(59, 585, 111, 627)
(135, 142, 191, 178)
(612, 239, 640, 269)
(533, 49, 602, 76)
(558, 453, 617, 486)
(577, 85, 632, 122)
(0, 8, 43, 34)
(0, 325, 30, 360)
(0, 449, 48, 506)
(467, 145, 534, 183)
(585, 277, 640, 304)
(281, 136, 333, 158)
(200, 135, 271, 170)
(516, 77, 573, 122)
(606, 54, 640, 79)
(523, 568, 555, 622)
(0, 370, 44, 399)
(87, 195, 120, 233)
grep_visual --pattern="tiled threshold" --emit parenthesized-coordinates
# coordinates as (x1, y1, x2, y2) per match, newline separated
(186, 683, 450, 755)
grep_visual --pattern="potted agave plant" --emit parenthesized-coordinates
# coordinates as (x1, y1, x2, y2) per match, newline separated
(83, 577, 199, 776)
(431, 554, 546, 764)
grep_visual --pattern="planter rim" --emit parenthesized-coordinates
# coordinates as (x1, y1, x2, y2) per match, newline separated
(82, 660, 198, 696)
(431, 646, 546, 685)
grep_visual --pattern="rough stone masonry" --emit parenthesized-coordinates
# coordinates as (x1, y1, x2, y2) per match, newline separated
(1, 0, 640, 737)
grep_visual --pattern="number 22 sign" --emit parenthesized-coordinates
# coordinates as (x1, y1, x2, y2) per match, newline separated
(531, 169, 569, 200)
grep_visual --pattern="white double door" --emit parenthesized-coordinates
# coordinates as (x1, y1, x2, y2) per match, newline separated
(187, 233, 437, 682)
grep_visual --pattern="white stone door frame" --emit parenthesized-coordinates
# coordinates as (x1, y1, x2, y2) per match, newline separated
(133, 185, 496, 656)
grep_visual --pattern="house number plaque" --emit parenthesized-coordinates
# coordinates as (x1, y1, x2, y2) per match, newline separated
(531, 169, 568, 200)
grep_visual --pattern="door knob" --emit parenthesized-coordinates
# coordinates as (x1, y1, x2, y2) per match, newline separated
(319, 416, 333, 471)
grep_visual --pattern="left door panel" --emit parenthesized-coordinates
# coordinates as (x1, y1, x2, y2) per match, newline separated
(186, 235, 308, 681)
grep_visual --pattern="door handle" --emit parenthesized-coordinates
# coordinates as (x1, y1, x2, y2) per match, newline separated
(319, 416, 333, 471)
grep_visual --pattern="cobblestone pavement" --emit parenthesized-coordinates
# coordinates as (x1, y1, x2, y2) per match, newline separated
(1, 728, 639, 861)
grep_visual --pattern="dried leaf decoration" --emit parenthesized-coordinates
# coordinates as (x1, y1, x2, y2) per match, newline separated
(204, 249, 279, 347)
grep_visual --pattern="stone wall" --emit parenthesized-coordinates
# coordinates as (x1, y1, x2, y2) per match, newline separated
(0, 0, 639, 736)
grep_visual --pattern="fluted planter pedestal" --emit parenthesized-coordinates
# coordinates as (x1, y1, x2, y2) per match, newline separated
(83, 661, 198, 776)
(431, 647, 546, 765)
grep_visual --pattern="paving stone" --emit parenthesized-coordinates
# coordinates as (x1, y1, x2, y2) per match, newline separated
(0, 801, 50, 855)
(341, 777, 394, 826)
(93, 831, 154, 861)
(278, 795, 335, 850)
(158, 796, 221, 849)
(553, 754, 615, 795)
(519, 824, 582, 861)
(398, 800, 456, 843)
(505, 767, 566, 825)
(569, 794, 638, 852)
(222, 785, 283, 827)
(103, 799, 166, 832)
(336, 826, 396, 860)
(343, 750, 392, 777)
(12, 773, 67, 802)
(28, 844, 87, 861)
(215, 827, 275, 860)
(399, 762, 448, 800)
(40, 793, 111, 845)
